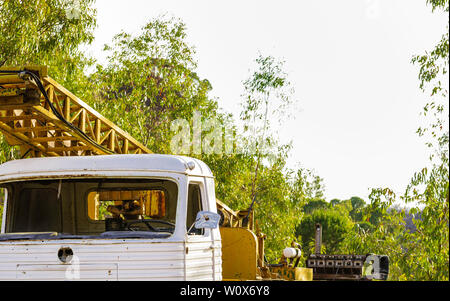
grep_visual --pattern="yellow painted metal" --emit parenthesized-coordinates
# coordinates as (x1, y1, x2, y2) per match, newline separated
(0, 74, 25, 85)
(216, 199, 254, 230)
(269, 266, 313, 281)
(0, 65, 151, 157)
(295, 267, 313, 281)
(219, 227, 258, 280)
(0, 65, 48, 77)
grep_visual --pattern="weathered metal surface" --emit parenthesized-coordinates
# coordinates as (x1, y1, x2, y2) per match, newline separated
(16, 264, 118, 281)
(314, 223, 322, 255)
(306, 254, 379, 281)
(0, 154, 213, 184)
(219, 227, 258, 280)
(0, 239, 186, 280)
(185, 239, 222, 281)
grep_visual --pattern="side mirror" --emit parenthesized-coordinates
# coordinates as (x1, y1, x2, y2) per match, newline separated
(188, 211, 221, 233)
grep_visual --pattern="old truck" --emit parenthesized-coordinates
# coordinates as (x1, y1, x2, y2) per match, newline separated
(0, 154, 224, 280)
(0, 66, 388, 281)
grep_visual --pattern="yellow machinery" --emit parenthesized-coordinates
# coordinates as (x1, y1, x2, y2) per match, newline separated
(0, 65, 312, 281)
(0, 65, 150, 158)
(217, 199, 312, 280)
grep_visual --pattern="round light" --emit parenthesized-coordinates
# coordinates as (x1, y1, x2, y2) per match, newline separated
(283, 247, 301, 259)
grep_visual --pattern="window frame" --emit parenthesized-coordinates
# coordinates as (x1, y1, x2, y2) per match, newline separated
(186, 179, 209, 237)
(0, 186, 9, 234)
(0, 176, 186, 241)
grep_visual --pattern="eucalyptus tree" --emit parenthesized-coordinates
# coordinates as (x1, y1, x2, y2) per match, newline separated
(240, 54, 295, 199)
(342, 0, 449, 280)
(89, 16, 218, 154)
(0, 0, 97, 164)
(0, 0, 97, 93)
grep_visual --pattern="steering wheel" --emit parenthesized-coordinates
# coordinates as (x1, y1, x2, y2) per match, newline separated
(126, 219, 175, 232)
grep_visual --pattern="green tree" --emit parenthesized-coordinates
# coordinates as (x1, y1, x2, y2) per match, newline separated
(342, 0, 449, 280)
(296, 209, 354, 256)
(399, 137, 449, 280)
(349, 196, 365, 222)
(399, 0, 448, 280)
(341, 189, 406, 279)
(291, 168, 325, 203)
(89, 15, 218, 154)
(0, 0, 97, 163)
(350, 196, 365, 210)
(302, 199, 330, 214)
(330, 198, 341, 206)
(240, 54, 295, 199)
(0, 0, 96, 93)
(227, 54, 302, 261)
(252, 148, 300, 261)
(333, 199, 353, 216)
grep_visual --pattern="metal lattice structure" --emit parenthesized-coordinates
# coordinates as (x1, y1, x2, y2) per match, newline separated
(0, 65, 151, 158)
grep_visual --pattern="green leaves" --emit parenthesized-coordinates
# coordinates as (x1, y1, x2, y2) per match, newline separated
(89, 15, 217, 154)
(0, 0, 96, 66)
(0, 1, 97, 163)
(240, 54, 295, 128)
(395, 0, 450, 280)
(340, 148, 449, 280)
(0, 0, 97, 105)
(411, 0, 449, 151)
(243, 55, 287, 94)
(296, 209, 354, 256)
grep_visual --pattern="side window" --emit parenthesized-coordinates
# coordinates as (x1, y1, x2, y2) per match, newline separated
(186, 183, 204, 235)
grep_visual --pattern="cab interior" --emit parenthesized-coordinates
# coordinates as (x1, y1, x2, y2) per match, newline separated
(0, 178, 202, 237)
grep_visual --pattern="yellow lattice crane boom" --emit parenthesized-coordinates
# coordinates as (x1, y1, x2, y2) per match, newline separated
(0, 65, 151, 158)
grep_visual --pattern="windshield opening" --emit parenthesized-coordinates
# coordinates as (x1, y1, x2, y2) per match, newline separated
(0, 178, 178, 240)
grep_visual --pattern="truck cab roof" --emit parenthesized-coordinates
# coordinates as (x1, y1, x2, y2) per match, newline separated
(0, 154, 213, 183)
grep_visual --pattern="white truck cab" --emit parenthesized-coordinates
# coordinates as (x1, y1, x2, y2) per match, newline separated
(0, 154, 222, 280)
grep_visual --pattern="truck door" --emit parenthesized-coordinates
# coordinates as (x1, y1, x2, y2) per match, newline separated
(185, 180, 217, 280)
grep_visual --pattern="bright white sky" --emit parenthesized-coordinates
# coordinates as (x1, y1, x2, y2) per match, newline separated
(89, 0, 448, 202)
